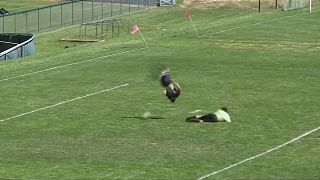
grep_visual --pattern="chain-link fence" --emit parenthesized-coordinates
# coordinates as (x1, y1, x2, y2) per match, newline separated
(0, 0, 157, 34)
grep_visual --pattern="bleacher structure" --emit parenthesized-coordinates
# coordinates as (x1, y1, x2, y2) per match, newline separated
(0, 33, 35, 60)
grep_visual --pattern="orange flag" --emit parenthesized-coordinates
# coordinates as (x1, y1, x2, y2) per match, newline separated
(185, 8, 190, 18)
(131, 25, 139, 34)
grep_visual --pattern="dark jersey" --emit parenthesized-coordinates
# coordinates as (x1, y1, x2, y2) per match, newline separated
(160, 69, 181, 103)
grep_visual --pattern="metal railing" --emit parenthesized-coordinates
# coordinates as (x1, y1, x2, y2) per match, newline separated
(0, 33, 35, 60)
(79, 18, 129, 39)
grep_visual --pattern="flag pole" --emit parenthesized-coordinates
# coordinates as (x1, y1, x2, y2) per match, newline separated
(189, 15, 199, 37)
(309, 0, 312, 13)
(139, 30, 148, 48)
(131, 25, 148, 48)
(186, 8, 199, 37)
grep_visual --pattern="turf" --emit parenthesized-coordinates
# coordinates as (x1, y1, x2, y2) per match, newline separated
(0, 0, 64, 13)
(0, 1, 320, 180)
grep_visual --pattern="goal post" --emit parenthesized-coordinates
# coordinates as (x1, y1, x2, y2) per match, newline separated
(283, 0, 312, 12)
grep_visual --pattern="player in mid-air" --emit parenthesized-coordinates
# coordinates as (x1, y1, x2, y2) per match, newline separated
(160, 68, 181, 103)
(185, 107, 231, 123)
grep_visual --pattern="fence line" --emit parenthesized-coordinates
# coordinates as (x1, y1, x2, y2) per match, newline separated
(0, 0, 157, 34)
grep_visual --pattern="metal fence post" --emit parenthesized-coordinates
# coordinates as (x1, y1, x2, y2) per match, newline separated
(117, 21, 120, 35)
(20, 46, 23, 57)
(72, 1, 74, 25)
(2, 16, 4, 32)
(38, 9, 40, 32)
(102, 1, 104, 19)
(50, 6, 52, 29)
(112, 21, 114, 38)
(82, 0, 84, 23)
(120, 0, 123, 15)
(26, 12, 28, 32)
(14, 15, 16, 33)
(85, 24, 87, 37)
(61, 4, 63, 27)
(92, 0, 94, 20)
(96, 23, 98, 38)
(111, 0, 113, 17)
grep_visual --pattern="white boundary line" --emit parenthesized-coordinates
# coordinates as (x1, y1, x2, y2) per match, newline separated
(0, 83, 129, 123)
(197, 126, 320, 180)
(199, 9, 320, 37)
(0, 47, 147, 82)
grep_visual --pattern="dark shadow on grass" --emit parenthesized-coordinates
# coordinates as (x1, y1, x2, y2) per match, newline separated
(121, 116, 165, 120)
(146, 63, 167, 81)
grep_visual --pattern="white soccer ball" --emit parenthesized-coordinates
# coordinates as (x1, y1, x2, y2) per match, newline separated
(142, 111, 151, 119)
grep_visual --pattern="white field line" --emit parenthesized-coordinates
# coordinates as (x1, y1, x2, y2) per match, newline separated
(197, 126, 320, 180)
(199, 9, 320, 37)
(0, 47, 147, 82)
(0, 83, 128, 123)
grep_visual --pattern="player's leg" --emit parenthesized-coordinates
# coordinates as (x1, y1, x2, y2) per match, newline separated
(199, 113, 219, 122)
(185, 116, 201, 122)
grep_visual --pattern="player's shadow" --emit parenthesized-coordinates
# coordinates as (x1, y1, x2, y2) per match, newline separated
(121, 116, 165, 120)
(146, 63, 167, 80)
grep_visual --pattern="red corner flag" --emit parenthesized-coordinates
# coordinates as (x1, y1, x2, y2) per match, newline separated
(185, 8, 190, 18)
(131, 25, 139, 34)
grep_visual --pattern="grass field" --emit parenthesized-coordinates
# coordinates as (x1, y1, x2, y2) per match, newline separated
(0, 0, 64, 13)
(0, 1, 320, 179)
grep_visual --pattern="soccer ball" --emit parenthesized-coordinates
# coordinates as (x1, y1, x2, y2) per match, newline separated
(142, 111, 151, 119)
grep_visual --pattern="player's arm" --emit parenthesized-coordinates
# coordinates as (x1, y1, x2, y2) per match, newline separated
(224, 117, 231, 122)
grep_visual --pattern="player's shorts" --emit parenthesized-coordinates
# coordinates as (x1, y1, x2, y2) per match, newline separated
(165, 81, 181, 102)
(199, 113, 219, 122)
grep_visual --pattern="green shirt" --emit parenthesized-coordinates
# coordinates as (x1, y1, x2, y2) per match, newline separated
(214, 110, 231, 122)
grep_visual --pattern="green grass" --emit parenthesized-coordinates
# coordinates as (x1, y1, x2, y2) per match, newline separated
(0, 2, 320, 180)
(0, 0, 64, 13)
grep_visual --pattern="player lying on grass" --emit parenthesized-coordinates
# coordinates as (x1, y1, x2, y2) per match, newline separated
(186, 107, 231, 123)
(160, 68, 181, 103)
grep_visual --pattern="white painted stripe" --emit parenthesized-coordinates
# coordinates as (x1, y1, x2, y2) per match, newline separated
(199, 9, 320, 37)
(0, 83, 128, 123)
(197, 126, 320, 180)
(0, 47, 147, 82)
